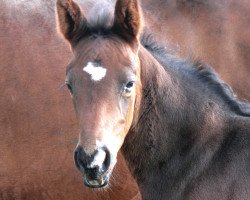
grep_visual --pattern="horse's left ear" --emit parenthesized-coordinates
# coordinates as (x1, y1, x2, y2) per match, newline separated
(113, 0, 143, 44)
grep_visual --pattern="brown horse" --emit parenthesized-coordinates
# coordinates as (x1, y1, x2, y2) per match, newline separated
(0, 0, 139, 199)
(56, 0, 250, 199)
(1, 0, 249, 199)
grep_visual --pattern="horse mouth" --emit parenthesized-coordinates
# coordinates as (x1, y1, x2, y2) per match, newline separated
(83, 175, 109, 188)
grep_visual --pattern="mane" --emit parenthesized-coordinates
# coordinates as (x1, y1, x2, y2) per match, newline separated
(140, 32, 250, 117)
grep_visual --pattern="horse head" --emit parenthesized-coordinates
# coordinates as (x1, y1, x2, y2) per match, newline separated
(56, 0, 143, 188)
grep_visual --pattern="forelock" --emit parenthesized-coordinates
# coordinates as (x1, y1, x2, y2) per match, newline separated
(80, 0, 116, 29)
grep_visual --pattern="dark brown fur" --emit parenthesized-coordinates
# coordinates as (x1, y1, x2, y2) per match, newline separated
(56, 0, 250, 200)
(124, 36, 250, 199)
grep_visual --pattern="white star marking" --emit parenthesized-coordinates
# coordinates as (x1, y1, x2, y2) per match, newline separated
(83, 62, 107, 81)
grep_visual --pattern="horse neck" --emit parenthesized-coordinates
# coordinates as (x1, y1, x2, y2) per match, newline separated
(122, 46, 230, 185)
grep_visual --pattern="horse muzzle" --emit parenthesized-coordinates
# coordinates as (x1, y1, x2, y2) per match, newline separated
(74, 145, 115, 188)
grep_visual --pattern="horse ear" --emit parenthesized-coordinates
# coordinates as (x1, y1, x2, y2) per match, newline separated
(56, 0, 86, 44)
(113, 0, 143, 43)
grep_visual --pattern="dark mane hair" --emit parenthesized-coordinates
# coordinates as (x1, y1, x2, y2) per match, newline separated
(140, 31, 250, 117)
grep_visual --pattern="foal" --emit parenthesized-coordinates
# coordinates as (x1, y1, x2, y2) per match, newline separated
(56, 0, 250, 199)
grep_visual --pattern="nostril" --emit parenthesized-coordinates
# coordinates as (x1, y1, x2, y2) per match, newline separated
(102, 146, 111, 172)
(74, 146, 86, 170)
(74, 147, 81, 170)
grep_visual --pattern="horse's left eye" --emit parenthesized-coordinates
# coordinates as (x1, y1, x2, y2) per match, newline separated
(123, 81, 135, 96)
(126, 81, 134, 89)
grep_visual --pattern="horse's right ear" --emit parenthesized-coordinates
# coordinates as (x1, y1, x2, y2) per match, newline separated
(56, 0, 86, 44)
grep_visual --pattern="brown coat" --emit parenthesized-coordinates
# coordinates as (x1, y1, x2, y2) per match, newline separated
(1, 0, 249, 199)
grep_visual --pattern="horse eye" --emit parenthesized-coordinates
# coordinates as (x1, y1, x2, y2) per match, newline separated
(123, 81, 135, 96)
(126, 81, 134, 89)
